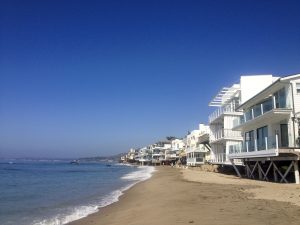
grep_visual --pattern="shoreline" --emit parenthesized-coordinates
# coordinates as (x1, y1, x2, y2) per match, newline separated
(65, 165, 156, 225)
(67, 167, 300, 225)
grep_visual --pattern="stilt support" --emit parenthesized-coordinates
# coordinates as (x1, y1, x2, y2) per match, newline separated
(294, 161, 300, 184)
(230, 159, 241, 178)
(273, 161, 278, 182)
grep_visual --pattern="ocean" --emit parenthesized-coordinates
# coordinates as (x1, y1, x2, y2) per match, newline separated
(0, 159, 155, 225)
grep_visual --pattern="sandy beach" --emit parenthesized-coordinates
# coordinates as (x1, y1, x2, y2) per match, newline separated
(68, 167, 300, 225)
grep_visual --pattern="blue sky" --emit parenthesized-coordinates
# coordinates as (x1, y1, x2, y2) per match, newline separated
(1, 0, 300, 158)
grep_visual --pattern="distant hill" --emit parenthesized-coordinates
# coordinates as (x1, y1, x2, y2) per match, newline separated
(79, 153, 126, 162)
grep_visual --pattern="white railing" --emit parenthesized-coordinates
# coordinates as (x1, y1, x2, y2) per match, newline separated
(229, 135, 279, 155)
(165, 153, 178, 160)
(233, 116, 244, 128)
(186, 146, 207, 153)
(187, 157, 204, 165)
(210, 153, 227, 163)
(233, 96, 290, 127)
(209, 103, 239, 123)
(210, 129, 242, 141)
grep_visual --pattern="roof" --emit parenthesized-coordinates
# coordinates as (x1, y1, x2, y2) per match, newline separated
(237, 73, 300, 110)
(209, 84, 240, 107)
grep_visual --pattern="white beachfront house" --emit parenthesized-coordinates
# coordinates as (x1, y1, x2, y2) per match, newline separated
(171, 138, 185, 151)
(209, 75, 278, 166)
(165, 139, 185, 163)
(229, 74, 300, 183)
(150, 141, 172, 165)
(186, 124, 210, 166)
(125, 148, 137, 163)
(137, 146, 152, 165)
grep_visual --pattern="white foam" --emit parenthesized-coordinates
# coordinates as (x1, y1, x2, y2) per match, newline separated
(32, 205, 98, 225)
(32, 166, 155, 225)
(115, 163, 136, 167)
(121, 166, 156, 181)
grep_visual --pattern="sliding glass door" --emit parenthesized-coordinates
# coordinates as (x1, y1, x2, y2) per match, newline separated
(280, 124, 289, 147)
(257, 126, 268, 150)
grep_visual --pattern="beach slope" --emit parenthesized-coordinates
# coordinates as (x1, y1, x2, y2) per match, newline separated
(68, 167, 300, 225)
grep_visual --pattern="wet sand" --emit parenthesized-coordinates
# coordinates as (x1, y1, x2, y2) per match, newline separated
(68, 167, 300, 225)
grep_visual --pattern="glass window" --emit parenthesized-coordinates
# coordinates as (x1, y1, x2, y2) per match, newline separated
(245, 130, 254, 152)
(244, 110, 252, 122)
(257, 126, 268, 151)
(296, 83, 300, 94)
(262, 97, 273, 112)
(274, 88, 286, 108)
(253, 104, 262, 117)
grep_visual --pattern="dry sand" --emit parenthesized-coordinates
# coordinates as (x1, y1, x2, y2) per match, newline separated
(68, 167, 300, 225)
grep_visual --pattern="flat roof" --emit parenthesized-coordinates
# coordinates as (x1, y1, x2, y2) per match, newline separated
(236, 73, 300, 110)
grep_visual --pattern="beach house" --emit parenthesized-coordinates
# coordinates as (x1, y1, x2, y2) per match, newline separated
(137, 146, 152, 165)
(186, 124, 210, 166)
(208, 75, 278, 168)
(228, 74, 300, 183)
(164, 139, 184, 164)
(125, 148, 137, 163)
(150, 141, 172, 165)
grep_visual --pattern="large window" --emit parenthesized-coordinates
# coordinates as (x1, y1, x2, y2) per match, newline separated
(244, 110, 253, 122)
(296, 83, 300, 94)
(262, 97, 273, 112)
(257, 126, 268, 150)
(274, 88, 286, 108)
(245, 130, 254, 152)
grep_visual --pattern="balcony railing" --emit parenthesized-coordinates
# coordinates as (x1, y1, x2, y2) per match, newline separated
(209, 103, 239, 123)
(210, 153, 227, 163)
(187, 157, 204, 164)
(186, 146, 207, 152)
(233, 94, 290, 127)
(165, 153, 179, 159)
(229, 135, 279, 154)
(210, 129, 242, 141)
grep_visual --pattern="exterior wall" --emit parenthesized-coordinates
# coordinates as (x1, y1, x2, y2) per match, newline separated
(186, 130, 201, 148)
(186, 151, 205, 166)
(210, 143, 226, 163)
(292, 80, 300, 113)
(291, 79, 300, 147)
(209, 75, 278, 164)
(185, 124, 210, 165)
(171, 139, 185, 150)
(229, 75, 300, 159)
(240, 75, 276, 104)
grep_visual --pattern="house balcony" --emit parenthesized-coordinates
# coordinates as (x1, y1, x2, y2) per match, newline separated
(228, 135, 279, 159)
(233, 97, 292, 130)
(209, 153, 227, 164)
(158, 156, 166, 161)
(152, 152, 164, 157)
(209, 104, 242, 124)
(165, 153, 179, 160)
(198, 133, 210, 144)
(210, 129, 243, 143)
(151, 159, 161, 164)
(187, 157, 204, 165)
(139, 157, 152, 162)
(186, 146, 207, 153)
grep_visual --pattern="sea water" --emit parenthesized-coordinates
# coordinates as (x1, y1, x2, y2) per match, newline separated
(0, 159, 155, 225)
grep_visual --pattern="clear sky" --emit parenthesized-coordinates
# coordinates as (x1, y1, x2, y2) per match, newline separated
(1, 0, 300, 158)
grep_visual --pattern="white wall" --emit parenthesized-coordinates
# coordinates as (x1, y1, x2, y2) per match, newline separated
(199, 123, 209, 133)
(171, 139, 184, 150)
(292, 80, 300, 113)
(240, 75, 277, 104)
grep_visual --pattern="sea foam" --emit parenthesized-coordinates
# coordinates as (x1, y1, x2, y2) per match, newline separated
(121, 166, 156, 181)
(32, 166, 155, 225)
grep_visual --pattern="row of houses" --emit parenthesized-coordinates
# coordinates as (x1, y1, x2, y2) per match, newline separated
(121, 74, 300, 184)
(121, 124, 211, 167)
